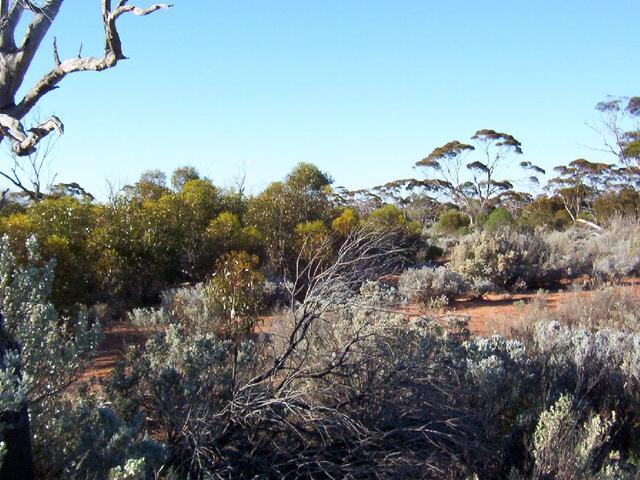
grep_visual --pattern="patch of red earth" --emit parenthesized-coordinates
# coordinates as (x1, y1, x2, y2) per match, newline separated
(441, 279, 640, 336)
(83, 322, 155, 381)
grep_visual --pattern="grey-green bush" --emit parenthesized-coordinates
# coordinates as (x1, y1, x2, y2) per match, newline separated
(398, 266, 467, 306)
(450, 227, 551, 290)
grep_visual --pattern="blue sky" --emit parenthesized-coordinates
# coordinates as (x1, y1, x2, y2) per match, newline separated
(3, 0, 639, 198)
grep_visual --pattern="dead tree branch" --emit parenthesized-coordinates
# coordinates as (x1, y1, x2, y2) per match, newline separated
(0, 0, 171, 156)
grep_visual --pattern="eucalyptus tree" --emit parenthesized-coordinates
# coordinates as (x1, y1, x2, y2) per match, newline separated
(405, 130, 544, 223)
(548, 159, 617, 223)
(594, 96, 640, 167)
(549, 157, 640, 226)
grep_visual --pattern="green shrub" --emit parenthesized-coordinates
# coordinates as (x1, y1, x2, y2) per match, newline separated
(483, 207, 515, 232)
(436, 209, 470, 234)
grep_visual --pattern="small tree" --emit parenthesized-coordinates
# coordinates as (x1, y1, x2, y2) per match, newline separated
(206, 250, 264, 340)
(206, 250, 264, 392)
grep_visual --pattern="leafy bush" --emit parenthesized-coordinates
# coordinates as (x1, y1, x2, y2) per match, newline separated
(331, 208, 359, 235)
(483, 207, 516, 232)
(518, 195, 573, 230)
(450, 227, 551, 290)
(398, 266, 467, 306)
(436, 209, 470, 234)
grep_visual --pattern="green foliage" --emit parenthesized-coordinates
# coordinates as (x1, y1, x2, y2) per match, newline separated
(592, 187, 640, 224)
(482, 207, 515, 232)
(365, 204, 420, 234)
(331, 207, 359, 235)
(435, 208, 470, 234)
(206, 212, 263, 259)
(595, 95, 640, 166)
(285, 162, 333, 192)
(413, 130, 540, 222)
(0, 197, 97, 311)
(246, 163, 333, 273)
(206, 250, 265, 339)
(295, 220, 331, 262)
(170, 165, 200, 191)
(130, 169, 170, 201)
(518, 195, 572, 230)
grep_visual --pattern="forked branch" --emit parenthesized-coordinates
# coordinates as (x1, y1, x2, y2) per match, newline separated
(0, 1, 171, 156)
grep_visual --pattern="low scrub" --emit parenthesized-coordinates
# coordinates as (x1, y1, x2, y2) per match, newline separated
(509, 285, 640, 337)
(398, 266, 467, 306)
(589, 218, 640, 282)
(542, 227, 594, 279)
(542, 218, 640, 283)
(450, 227, 551, 290)
(5, 232, 640, 479)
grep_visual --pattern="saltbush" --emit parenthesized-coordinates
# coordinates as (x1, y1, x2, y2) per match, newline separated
(542, 227, 594, 279)
(450, 227, 551, 290)
(588, 218, 640, 282)
(398, 266, 467, 306)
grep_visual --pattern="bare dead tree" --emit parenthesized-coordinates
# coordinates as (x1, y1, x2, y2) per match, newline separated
(0, 0, 171, 157)
(0, 3, 169, 478)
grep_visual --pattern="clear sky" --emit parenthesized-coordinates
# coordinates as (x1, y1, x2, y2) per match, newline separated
(3, 0, 639, 198)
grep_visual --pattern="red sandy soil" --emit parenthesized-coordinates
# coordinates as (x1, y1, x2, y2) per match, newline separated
(457, 279, 639, 336)
(85, 279, 640, 380)
(83, 322, 153, 381)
